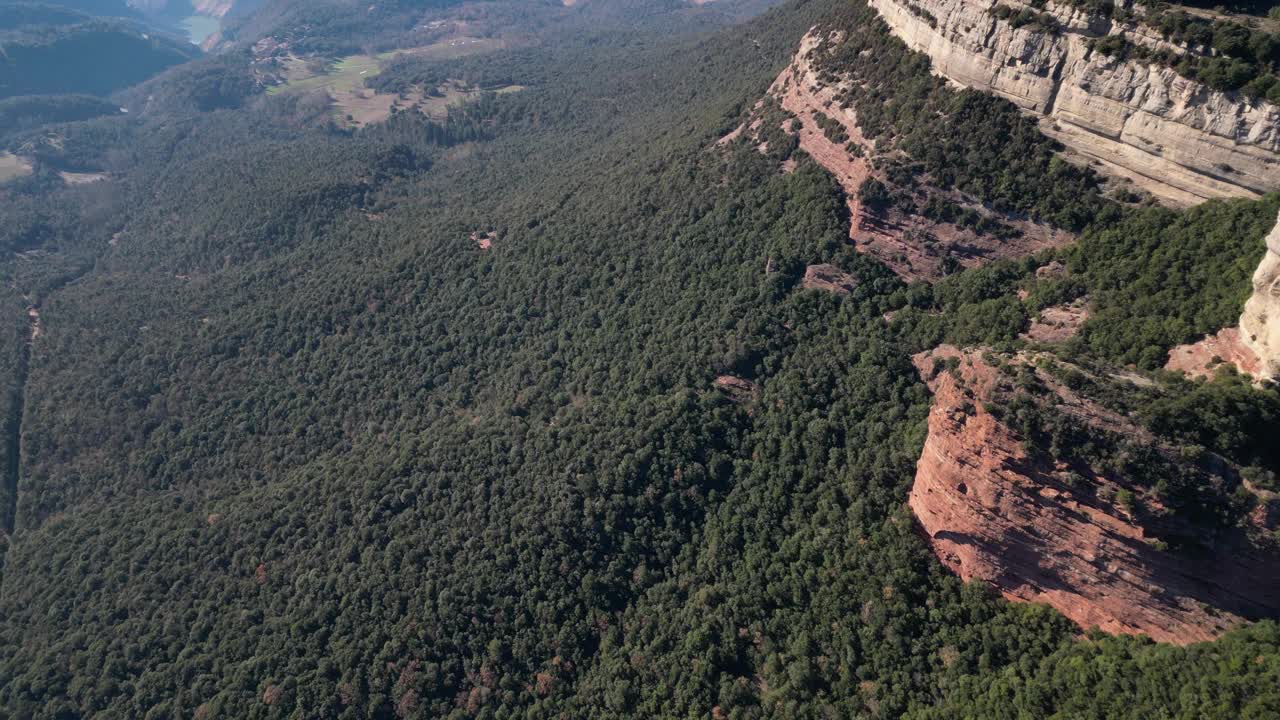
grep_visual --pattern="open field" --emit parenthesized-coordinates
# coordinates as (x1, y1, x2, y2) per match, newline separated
(267, 37, 517, 128)
(395, 36, 504, 61)
(267, 37, 506, 97)
(59, 170, 108, 185)
(0, 153, 33, 183)
(334, 80, 525, 127)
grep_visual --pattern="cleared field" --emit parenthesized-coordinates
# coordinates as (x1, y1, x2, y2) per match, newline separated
(267, 37, 518, 128)
(333, 81, 523, 128)
(0, 153, 33, 183)
(59, 170, 108, 185)
(267, 54, 382, 96)
(395, 36, 503, 61)
(267, 37, 506, 97)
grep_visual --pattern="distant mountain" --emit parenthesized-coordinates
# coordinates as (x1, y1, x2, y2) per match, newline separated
(0, 4, 199, 99)
(11, 0, 140, 18)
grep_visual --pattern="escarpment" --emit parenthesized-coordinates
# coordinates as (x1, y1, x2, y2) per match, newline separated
(732, 31, 1073, 280)
(870, 0, 1280, 206)
(911, 346, 1280, 643)
(1241, 211, 1280, 378)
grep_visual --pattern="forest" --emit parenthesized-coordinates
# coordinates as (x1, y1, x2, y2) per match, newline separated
(0, 0, 1278, 717)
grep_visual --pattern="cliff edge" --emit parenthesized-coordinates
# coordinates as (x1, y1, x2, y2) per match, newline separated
(911, 346, 1280, 643)
(1241, 211, 1280, 377)
(870, 0, 1280, 206)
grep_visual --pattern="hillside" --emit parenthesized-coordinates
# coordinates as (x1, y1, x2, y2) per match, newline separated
(0, 0, 1279, 717)
(0, 4, 200, 99)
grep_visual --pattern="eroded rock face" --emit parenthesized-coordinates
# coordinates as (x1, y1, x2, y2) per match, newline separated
(713, 375, 760, 403)
(869, 0, 1280, 206)
(1241, 212, 1280, 378)
(911, 346, 1280, 643)
(1165, 327, 1263, 380)
(801, 264, 859, 294)
(756, 32, 1072, 281)
(1022, 298, 1088, 343)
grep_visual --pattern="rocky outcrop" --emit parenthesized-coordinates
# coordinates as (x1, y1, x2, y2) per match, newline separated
(1165, 327, 1263, 380)
(713, 375, 760, 403)
(869, 0, 1280, 206)
(801, 264, 859, 294)
(1022, 297, 1088, 343)
(911, 346, 1280, 643)
(1241, 211, 1280, 378)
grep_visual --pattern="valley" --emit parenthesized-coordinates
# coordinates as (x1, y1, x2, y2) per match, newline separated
(1, 0, 1280, 717)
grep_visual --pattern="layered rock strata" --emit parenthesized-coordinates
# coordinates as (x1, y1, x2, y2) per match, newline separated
(1241, 211, 1280, 378)
(911, 346, 1280, 643)
(758, 32, 1072, 280)
(869, 0, 1280, 206)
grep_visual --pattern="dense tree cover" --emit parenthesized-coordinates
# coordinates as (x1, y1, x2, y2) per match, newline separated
(3, 0, 141, 21)
(913, 622, 1280, 720)
(218, 0, 480, 54)
(1061, 195, 1280, 368)
(992, 363, 1253, 528)
(0, 94, 121, 140)
(0, 0, 1278, 718)
(117, 53, 262, 114)
(1140, 372, 1280, 482)
(213, 0, 758, 58)
(1026, 352, 1280, 495)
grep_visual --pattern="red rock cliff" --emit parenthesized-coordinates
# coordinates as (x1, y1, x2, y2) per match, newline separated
(911, 346, 1280, 644)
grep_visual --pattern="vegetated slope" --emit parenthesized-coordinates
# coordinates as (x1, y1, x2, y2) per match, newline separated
(0, 5, 199, 99)
(727, 27, 1078, 280)
(0, 1, 1279, 720)
(0, 94, 122, 139)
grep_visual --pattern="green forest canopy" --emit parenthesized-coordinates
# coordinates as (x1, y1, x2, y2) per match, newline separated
(0, 0, 1277, 718)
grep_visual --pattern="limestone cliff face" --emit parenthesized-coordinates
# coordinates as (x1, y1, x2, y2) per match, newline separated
(911, 346, 1280, 643)
(869, 0, 1280, 206)
(1241, 212, 1280, 378)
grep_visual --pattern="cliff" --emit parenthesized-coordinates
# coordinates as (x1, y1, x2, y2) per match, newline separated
(869, 0, 1280, 206)
(911, 346, 1280, 643)
(735, 32, 1073, 280)
(1241, 211, 1280, 377)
